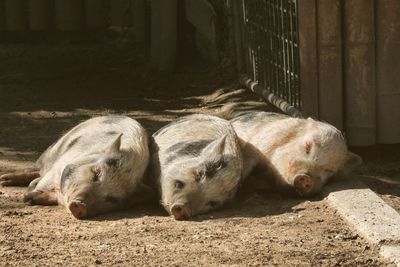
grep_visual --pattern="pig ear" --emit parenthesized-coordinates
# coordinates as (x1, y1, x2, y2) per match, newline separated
(202, 134, 227, 157)
(337, 152, 363, 177)
(107, 134, 123, 154)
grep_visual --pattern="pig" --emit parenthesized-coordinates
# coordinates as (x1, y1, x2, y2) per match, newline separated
(150, 114, 243, 220)
(230, 111, 362, 197)
(0, 115, 151, 218)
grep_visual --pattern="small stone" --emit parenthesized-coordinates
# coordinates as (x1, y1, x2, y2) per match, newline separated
(95, 259, 102, 265)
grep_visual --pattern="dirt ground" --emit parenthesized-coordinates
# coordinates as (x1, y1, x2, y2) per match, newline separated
(0, 37, 399, 266)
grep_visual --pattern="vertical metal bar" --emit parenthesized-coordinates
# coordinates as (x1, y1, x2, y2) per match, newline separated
(293, 0, 302, 109)
(272, 0, 279, 96)
(289, 0, 295, 107)
(283, 0, 291, 105)
(263, 0, 272, 91)
(242, 0, 251, 78)
(298, 0, 319, 118)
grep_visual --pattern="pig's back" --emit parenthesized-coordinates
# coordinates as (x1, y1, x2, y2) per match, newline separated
(152, 114, 240, 163)
(37, 116, 147, 174)
(231, 112, 291, 141)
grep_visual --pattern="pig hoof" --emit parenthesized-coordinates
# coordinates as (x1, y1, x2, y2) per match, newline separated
(293, 174, 314, 196)
(171, 204, 192, 220)
(0, 171, 40, 187)
(23, 191, 41, 204)
(69, 202, 88, 219)
(23, 190, 58, 205)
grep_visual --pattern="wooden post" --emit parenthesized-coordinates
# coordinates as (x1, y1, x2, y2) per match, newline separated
(317, 0, 343, 130)
(157, 0, 177, 72)
(0, 0, 5, 32)
(55, 0, 84, 31)
(376, 0, 400, 144)
(343, 0, 376, 146)
(298, 0, 319, 118)
(232, 0, 244, 74)
(5, 0, 26, 31)
(85, 0, 108, 29)
(150, 0, 161, 67)
(110, 0, 131, 27)
(29, 0, 51, 31)
(131, 0, 146, 43)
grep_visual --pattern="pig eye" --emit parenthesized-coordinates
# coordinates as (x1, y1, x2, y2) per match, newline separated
(205, 159, 226, 178)
(91, 166, 101, 182)
(215, 160, 225, 171)
(207, 201, 220, 208)
(174, 180, 185, 190)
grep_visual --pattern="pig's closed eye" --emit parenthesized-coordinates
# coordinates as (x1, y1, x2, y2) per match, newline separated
(324, 169, 334, 175)
(174, 180, 185, 190)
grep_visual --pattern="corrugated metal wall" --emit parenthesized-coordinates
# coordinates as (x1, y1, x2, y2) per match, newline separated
(298, 0, 400, 145)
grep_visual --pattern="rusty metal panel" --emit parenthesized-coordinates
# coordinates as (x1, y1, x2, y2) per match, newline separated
(298, 0, 319, 118)
(376, 0, 400, 144)
(343, 0, 376, 146)
(317, 0, 343, 130)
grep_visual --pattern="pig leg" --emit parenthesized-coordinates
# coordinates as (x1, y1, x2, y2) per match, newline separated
(27, 177, 42, 192)
(239, 140, 265, 179)
(23, 175, 58, 205)
(23, 188, 58, 205)
(0, 169, 40, 187)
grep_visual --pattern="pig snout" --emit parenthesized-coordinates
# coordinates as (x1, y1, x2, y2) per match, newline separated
(293, 174, 314, 196)
(68, 201, 88, 219)
(170, 204, 192, 220)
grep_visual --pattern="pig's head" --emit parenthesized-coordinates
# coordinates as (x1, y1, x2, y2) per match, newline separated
(271, 119, 362, 197)
(160, 135, 242, 220)
(59, 134, 140, 219)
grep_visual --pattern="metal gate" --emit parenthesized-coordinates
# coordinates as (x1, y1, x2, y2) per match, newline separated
(233, 0, 301, 117)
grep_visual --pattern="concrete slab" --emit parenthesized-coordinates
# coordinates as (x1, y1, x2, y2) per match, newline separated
(326, 179, 400, 245)
(325, 179, 400, 265)
(380, 246, 400, 266)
